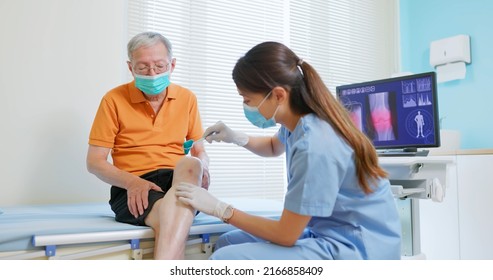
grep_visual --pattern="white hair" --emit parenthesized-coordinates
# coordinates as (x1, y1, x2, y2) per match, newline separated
(127, 32, 173, 61)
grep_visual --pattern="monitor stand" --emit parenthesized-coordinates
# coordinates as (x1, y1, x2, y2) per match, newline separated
(377, 147, 430, 157)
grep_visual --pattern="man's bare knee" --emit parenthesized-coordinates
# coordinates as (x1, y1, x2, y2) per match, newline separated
(174, 156, 203, 184)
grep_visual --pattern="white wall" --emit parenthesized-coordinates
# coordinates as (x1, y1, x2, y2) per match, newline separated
(0, 0, 128, 206)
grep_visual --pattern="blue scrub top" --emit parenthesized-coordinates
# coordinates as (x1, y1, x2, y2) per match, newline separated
(277, 113, 401, 259)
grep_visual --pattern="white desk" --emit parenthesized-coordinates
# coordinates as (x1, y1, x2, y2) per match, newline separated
(379, 156, 456, 258)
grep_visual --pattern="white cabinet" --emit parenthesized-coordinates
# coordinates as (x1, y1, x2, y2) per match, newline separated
(419, 153, 493, 259)
(456, 154, 493, 259)
(418, 156, 460, 259)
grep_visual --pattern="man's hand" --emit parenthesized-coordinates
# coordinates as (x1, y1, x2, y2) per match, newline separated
(126, 177, 163, 218)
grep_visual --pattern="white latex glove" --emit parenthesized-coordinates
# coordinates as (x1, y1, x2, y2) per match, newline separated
(203, 121, 249, 147)
(175, 182, 230, 219)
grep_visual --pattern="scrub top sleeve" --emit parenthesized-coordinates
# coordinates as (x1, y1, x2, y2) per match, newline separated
(276, 126, 288, 145)
(284, 144, 342, 217)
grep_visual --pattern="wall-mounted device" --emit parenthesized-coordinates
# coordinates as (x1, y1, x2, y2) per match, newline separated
(429, 34, 471, 83)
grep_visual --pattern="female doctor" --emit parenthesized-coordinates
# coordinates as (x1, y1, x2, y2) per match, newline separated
(175, 41, 401, 260)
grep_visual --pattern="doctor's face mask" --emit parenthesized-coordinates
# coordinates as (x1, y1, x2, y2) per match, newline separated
(243, 91, 279, 129)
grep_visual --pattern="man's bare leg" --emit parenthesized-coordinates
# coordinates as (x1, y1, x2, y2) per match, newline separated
(144, 156, 203, 259)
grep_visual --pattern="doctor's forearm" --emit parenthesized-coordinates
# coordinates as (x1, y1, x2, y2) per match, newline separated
(228, 210, 300, 247)
(243, 136, 280, 157)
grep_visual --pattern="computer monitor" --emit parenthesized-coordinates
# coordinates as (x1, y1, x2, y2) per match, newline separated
(336, 72, 440, 156)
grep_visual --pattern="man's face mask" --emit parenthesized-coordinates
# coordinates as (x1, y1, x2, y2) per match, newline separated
(134, 71, 170, 95)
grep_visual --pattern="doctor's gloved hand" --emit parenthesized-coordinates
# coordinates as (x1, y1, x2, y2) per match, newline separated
(203, 121, 249, 147)
(175, 182, 231, 220)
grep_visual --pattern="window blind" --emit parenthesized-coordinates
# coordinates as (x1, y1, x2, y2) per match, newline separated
(127, 0, 398, 201)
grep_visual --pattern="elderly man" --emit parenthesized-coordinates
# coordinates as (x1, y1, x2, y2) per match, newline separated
(87, 32, 209, 259)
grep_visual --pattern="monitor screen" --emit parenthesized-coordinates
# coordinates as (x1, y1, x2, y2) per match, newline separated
(336, 72, 440, 153)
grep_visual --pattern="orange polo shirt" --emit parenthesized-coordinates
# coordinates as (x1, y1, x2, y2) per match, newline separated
(89, 82, 204, 176)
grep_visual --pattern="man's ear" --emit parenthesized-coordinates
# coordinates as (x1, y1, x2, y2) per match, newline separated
(127, 61, 134, 76)
(169, 57, 177, 73)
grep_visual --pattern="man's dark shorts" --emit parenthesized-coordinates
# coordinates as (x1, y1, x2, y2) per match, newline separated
(109, 169, 174, 226)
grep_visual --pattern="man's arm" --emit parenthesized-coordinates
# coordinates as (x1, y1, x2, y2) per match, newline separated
(86, 144, 162, 218)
